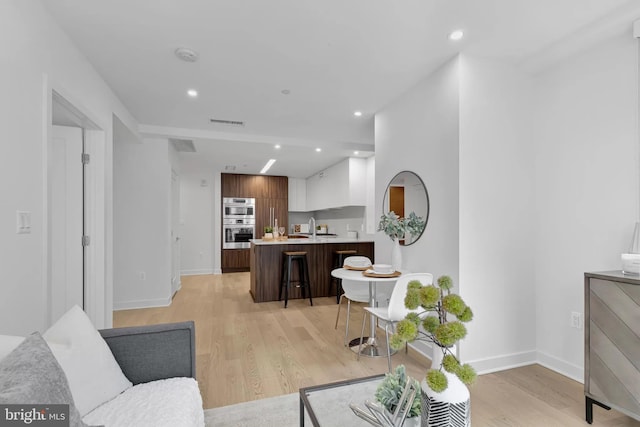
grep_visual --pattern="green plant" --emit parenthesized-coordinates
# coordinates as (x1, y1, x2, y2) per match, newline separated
(390, 275, 476, 393)
(375, 365, 421, 417)
(264, 226, 273, 233)
(405, 212, 426, 238)
(377, 211, 425, 241)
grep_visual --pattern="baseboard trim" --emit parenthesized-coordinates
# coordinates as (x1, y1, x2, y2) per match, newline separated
(536, 350, 584, 383)
(113, 296, 172, 311)
(407, 341, 583, 385)
(181, 268, 215, 276)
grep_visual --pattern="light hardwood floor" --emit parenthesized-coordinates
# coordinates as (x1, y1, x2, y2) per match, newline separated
(114, 273, 640, 426)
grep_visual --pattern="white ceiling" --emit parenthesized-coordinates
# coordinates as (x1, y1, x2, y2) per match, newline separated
(42, 0, 640, 177)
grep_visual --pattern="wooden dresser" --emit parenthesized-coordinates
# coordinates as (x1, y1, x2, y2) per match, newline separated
(584, 271, 640, 424)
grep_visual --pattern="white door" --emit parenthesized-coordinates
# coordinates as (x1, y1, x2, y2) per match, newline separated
(51, 125, 84, 321)
(171, 169, 181, 295)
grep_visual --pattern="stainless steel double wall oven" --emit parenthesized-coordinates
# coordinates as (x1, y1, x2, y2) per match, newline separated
(222, 197, 255, 249)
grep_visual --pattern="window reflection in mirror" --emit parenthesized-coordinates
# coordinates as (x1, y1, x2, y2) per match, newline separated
(382, 171, 429, 246)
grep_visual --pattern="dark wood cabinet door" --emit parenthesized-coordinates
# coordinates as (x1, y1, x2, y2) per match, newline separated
(268, 176, 288, 199)
(255, 197, 288, 236)
(222, 248, 250, 272)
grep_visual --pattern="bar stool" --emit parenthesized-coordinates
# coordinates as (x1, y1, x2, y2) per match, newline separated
(330, 250, 357, 303)
(279, 251, 313, 308)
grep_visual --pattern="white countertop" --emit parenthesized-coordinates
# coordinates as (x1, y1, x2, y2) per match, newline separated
(250, 237, 374, 245)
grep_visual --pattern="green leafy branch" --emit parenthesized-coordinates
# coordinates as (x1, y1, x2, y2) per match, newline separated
(389, 275, 477, 392)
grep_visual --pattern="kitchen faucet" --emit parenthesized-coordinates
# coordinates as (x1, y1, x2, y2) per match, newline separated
(309, 217, 316, 239)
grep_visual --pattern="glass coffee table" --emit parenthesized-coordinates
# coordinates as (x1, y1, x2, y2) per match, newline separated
(299, 374, 385, 426)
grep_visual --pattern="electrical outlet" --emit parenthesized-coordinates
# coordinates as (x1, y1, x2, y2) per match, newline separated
(571, 311, 583, 329)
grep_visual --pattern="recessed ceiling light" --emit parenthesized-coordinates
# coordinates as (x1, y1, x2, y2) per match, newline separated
(260, 159, 276, 174)
(315, 148, 322, 152)
(275, 144, 281, 149)
(281, 89, 291, 95)
(449, 30, 464, 41)
(187, 89, 198, 98)
(354, 151, 359, 155)
(354, 111, 362, 117)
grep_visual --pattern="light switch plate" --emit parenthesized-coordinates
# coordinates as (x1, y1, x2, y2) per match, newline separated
(16, 211, 31, 234)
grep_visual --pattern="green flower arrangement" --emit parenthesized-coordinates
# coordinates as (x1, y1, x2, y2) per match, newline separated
(389, 275, 477, 393)
(375, 365, 421, 417)
(378, 211, 425, 241)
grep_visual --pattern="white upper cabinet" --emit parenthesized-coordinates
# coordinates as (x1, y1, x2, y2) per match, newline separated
(287, 177, 307, 212)
(305, 158, 366, 211)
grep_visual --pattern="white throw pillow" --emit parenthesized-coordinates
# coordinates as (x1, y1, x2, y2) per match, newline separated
(43, 305, 132, 416)
(0, 335, 24, 361)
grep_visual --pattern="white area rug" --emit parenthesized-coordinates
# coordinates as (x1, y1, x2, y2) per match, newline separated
(204, 379, 382, 426)
(204, 393, 302, 427)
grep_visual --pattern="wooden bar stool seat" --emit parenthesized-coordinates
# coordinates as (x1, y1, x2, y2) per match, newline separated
(279, 251, 313, 308)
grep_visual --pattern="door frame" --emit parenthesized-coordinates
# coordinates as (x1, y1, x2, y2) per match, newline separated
(43, 77, 109, 329)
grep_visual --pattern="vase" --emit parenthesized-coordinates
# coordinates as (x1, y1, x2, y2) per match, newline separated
(391, 238, 402, 271)
(421, 345, 470, 426)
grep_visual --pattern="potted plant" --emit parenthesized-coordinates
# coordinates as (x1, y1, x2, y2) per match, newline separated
(389, 275, 476, 424)
(375, 365, 421, 425)
(264, 226, 273, 239)
(377, 211, 425, 270)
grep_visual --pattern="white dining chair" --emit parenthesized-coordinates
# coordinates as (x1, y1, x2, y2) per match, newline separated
(358, 272, 434, 372)
(334, 256, 372, 346)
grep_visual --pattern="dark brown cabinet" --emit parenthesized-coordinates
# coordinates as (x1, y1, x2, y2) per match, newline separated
(221, 173, 288, 272)
(221, 249, 251, 273)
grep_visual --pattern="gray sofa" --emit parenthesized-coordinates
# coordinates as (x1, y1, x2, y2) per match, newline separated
(99, 320, 196, 385)
(80, 320, 204, 426)
(0, 319, 204, 427)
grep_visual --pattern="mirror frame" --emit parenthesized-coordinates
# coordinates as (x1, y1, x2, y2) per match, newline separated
(382, 170, 430, 246)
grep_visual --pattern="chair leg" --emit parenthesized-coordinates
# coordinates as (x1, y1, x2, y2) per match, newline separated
(357, 310, 367, 361)
(334, 294, 344, 330)
(304, 258, 313, 306)
(284, 257, 292, 308)
(385, 322, 392, 373)
(344, 299, 352, 346)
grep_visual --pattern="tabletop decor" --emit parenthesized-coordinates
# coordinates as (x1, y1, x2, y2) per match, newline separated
(350, 369, 419, 427)
(389, 275, 475, 426)
(375, 365, 421, 425)
(378, 211, 426, 270)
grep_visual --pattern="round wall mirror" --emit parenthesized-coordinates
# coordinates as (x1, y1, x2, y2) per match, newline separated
(382, 171, 429, 246)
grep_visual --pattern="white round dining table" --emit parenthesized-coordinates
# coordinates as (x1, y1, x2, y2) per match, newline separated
(330, 268, 406, 358)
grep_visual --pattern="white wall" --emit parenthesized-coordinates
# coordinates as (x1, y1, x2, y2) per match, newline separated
(458, 55, 537, 371)
(375, 56, 461, 357)
(375, 30, 640, 382)
(113, 136, 172, 309)
(178, 157, 221, 275)
(0, 1, 138, 334)
(532, 33, 638, 380)
(179, 168, 217, 275)
(375, 57, 461, 282)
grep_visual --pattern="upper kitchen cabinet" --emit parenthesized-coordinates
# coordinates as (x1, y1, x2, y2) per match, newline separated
(288, 177, 307, 212)
(306, 158, 366, 211)
(221, 173, 255, 197)
(221, 174, 287, 199)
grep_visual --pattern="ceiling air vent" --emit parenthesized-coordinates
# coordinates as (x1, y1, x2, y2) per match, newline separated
(169, 138, 196, 152)
(209, 118, 245, 127)
(225, 165, 236, 171)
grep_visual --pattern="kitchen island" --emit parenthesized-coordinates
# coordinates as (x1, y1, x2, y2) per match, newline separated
(249, 238, 374, 303)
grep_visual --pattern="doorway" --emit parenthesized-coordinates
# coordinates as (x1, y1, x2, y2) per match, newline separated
(50, 125, 84, 321)
(49, 90, 103, 325)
